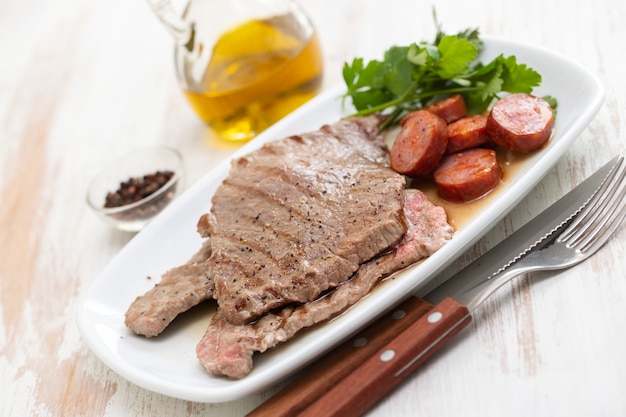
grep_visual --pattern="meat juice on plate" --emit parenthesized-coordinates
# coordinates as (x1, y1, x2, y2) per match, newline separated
(183, 16, 323, 142)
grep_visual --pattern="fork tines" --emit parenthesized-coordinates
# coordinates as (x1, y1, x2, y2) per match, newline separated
(560, 155, 626, 252)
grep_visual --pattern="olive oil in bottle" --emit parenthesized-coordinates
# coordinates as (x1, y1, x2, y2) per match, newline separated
(183, 16, 323, 141)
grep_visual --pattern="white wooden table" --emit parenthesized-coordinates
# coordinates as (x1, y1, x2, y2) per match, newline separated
(1, 0, 625, 416)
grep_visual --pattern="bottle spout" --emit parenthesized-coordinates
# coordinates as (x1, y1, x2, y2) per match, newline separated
(147, 0, 195, 52)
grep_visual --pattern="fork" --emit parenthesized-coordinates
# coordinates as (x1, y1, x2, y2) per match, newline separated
(460, 154, 626, 311)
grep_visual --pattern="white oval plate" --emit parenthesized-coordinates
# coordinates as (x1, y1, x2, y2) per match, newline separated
(76, 37, 604, 403)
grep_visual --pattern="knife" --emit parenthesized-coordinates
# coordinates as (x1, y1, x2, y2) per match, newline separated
(246, 155, 620, 417)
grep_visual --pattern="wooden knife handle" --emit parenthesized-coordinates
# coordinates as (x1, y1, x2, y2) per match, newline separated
(246, 296, 434, 417)
(297, 297, 471, 417)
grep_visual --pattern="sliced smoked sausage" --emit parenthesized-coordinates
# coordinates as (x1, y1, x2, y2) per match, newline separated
(401, 94, 467, 126)
(433, 148, 502, 203)
(390, 110, 448, 177)
(446, 114, 490, 154)
(486, 93, 554, 153)
(422, 94, 467, 124)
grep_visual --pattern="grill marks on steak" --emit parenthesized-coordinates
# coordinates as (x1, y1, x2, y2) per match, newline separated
(196, 189, 454, 379)
(207, 115, 407, 325)
(124, 238, 214, 337)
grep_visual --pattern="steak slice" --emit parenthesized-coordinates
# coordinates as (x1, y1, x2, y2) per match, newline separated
(196, 189, 454, 379)
(206, 115, 407, 325)
(124, 238, 214, 337)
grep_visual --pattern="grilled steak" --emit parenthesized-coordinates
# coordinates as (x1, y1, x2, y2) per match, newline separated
(123, 114, 455, 381)
(196, 189, 454, 379)
(205, 115, 408, 325)
(124, 238, 213, 337)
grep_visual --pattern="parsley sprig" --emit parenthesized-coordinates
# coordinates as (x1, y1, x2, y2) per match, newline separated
(342, 23, 554, 128)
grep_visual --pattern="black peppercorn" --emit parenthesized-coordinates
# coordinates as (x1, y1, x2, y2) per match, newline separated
(104, 170, 176, 221)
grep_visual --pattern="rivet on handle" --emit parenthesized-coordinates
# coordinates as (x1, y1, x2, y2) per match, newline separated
(427, 311, 443, 323)
(380, 350, 396, 362)
(353, 337, 368, 347)
(392, 309, 406, 320)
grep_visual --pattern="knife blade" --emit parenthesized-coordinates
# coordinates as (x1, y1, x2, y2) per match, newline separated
(246, 155, 621, 417)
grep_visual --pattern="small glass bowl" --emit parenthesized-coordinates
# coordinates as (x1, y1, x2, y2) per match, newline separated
(86, 146, 185, 232)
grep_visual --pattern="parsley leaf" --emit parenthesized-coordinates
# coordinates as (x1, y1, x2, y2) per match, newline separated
(342, 25, 553, 128)
(435, 35, 477, 79)
(500, 55, 542, 93)
(381, 46, 414, 95)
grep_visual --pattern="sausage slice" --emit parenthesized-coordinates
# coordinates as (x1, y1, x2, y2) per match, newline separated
(486, 93, 554, 153)
(446, 114, 490, 154)
(422, 94, 467, 124)
(434, 148, 502, 202)
(390, 110, 448, 177)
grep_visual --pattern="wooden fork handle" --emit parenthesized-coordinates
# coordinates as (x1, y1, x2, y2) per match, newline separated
(296, 297, 470, 417)
(246, 296, 434, 417)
